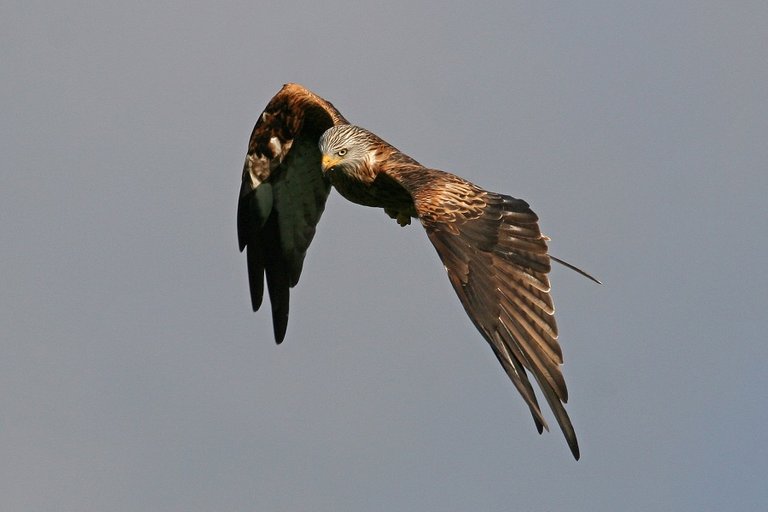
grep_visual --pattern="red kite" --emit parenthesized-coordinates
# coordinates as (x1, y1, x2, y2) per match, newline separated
(238, 83, 598, 459)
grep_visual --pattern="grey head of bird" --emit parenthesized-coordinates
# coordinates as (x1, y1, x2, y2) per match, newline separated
(318, 125, 379, 181)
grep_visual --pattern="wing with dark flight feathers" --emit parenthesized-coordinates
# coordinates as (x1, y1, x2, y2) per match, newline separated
(395, 168, 581, 459)
(237, 83, 347, 343)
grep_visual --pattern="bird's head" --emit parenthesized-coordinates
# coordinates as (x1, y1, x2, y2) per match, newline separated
(319, 125, 378, 181)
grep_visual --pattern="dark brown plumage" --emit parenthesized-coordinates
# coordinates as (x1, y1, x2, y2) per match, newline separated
(239, 84, 598, 459)
(237, 83, 347, 342)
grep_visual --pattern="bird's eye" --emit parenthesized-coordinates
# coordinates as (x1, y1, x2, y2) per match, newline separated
(337, 148, 347, 156)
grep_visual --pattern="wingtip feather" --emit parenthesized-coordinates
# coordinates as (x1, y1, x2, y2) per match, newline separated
(550, 256, 602, 285)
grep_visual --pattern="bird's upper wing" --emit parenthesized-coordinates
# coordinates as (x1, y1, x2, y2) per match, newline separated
(393, 167, 579, 459)
(238, 83, 347, 343)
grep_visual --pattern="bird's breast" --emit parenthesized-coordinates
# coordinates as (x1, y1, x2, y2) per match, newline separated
(329, 169, 416, 215)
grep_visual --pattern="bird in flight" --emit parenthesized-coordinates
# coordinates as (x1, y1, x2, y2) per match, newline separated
(238, 83, 599, 459)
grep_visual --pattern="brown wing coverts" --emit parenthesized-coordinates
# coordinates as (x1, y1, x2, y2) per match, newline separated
(237, 84, 347, 343)
(408, 172, 579, 459)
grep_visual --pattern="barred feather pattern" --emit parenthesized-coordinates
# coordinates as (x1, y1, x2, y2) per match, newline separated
(321, 125, 580, 458)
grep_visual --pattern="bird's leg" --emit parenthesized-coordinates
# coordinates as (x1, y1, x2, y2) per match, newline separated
(384, 207, 412, 227)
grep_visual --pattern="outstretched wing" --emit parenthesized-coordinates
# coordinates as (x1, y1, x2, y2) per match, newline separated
(238, 83, 347, 343)
(398, 168, 579, 459)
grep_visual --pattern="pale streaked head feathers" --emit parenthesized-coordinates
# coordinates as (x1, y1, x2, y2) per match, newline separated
(318, 125, 381, 175)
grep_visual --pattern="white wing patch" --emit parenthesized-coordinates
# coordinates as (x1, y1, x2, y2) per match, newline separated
(268, 136, 282, 157)
(244, 153, 265, 188)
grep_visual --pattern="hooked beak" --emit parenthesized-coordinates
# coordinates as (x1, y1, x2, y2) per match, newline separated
(321, 154, 341, 174)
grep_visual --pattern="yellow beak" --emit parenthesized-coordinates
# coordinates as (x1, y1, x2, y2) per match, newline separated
(321, 154, 341, 173)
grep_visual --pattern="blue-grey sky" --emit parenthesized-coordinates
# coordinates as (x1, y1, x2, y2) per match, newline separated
(2, 2, 767, 511)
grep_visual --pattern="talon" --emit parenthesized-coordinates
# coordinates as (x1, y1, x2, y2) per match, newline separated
(396, 212, 411, 226)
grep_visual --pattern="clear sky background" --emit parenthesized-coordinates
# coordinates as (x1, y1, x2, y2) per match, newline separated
(2, 2, 767, 511)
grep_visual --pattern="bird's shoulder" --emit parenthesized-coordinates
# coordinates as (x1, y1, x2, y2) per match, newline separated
(245, 83, 347, 183)
(385, 166, 490, 226)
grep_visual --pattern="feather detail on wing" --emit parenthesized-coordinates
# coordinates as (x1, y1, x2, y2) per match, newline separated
(237, 83, 347, 343)
(395, 168, 580, 459)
